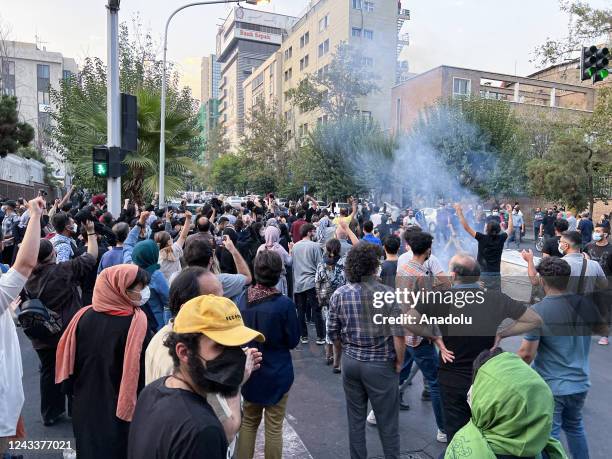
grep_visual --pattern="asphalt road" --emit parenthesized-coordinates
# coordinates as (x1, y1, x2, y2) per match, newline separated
(12, 238, 612, 458)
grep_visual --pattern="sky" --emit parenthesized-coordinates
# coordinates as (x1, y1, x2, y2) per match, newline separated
(0, 0, 608, 101)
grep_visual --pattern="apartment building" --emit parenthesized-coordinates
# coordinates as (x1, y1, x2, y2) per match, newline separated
(216, 7, 298, 148)
(0, 41, 78, 181)
(243, 0, 407, 145)
(391, 65, 596, 134)
(199, 54, 221, 162)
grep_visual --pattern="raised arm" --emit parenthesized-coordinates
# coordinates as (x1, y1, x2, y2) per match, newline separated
(338, 220, 359, 245)
(84, 220, 99, 259)
(123, 211, 150, 264)
(505, 204, 514, 234)
(349, 197, 357, 220)
(222, 235, 252, 284)
(175, 210, 192, 249)
(520, 249, 539, 286)
(12, 197, 45, 278)
(454, 203, 476, 238)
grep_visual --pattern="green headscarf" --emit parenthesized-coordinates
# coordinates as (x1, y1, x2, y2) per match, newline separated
(445, 352, 567, 459)
(131, 239, 161, 274)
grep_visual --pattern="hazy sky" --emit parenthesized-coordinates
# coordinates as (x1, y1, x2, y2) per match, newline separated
(0, 0, 607, 100)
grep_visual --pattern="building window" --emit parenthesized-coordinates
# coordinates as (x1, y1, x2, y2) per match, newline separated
(363, 29, 374, 40)
(317, 64, 330, 79)
(352, 27, 362, 37)
(352, 0, 362, 9)
(364, 1, 374, 11)
(284, 68, 292, 81)
(284, 46, 293, 60)
(62, 70, 73, 81)
(318, 39, 330, 57)
(1, 60, 15, 96)
(252, 73, 264, 90)
(317, 115, 329, 125)
(453, 77, 471, 97)
(300, 32, 310, 48)
(300, 55, 310, 70)
(318, 15, 329, 32)
(362, 56, 373, 66)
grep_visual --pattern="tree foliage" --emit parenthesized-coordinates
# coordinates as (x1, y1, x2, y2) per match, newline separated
(296, 118, 395, 200)
(210, 153, 247, 195)
(287, 42, 379, 120)
(409, 96, 528, 200)
(0, 95, 35, 157)
(239, 98, 290, 194)
(527, 88, 612, 213)
(533, 1, 612, 68)
(48, 21, 200, 201)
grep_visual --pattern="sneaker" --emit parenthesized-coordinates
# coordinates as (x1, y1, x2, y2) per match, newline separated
(332, 366, 341, 374)
(421, 389, 431, 401)
(598, 337, 609, 345)
(399, 392, 410, 411)
(300, 337, 309, 344)
(436, 429, 447, 443)
(315, 338, 326, 345)
(366, 410, 377, 426)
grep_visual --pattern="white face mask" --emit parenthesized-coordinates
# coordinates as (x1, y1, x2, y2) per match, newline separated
(558, 243, 565, 255)
(134, 286, 151, 306)
(72, 223, 79, 233)
(467, 384, 473, 409)
(592, 233, 603, 242)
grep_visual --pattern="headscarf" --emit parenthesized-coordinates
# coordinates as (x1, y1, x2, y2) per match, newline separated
(259, 226, 289, 260)
(316, 215, 331, 242)
(445, 352, 567, 459)
(132, 239, 160, 274)
(265, 218, 279, 228)
(55, 264, 148, 422)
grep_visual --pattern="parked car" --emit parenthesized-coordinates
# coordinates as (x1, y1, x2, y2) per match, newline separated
(225, 196, 245, 209)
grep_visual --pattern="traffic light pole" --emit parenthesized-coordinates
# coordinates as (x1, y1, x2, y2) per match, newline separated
(107, 1, 122, 217)
(159, 0, 259, 208)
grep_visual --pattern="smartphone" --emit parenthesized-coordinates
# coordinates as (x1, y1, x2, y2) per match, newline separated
(214, 236, 224, 247)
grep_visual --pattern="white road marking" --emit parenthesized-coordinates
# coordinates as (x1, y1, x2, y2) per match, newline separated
(253, 414, 313, 459)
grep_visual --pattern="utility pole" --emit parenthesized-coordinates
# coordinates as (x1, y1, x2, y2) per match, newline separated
(107, 0, 121, 217)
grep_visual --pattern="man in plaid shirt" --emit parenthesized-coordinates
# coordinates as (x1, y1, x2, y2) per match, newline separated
(327, 243, 405, 459)
(394, 231, 451, 443)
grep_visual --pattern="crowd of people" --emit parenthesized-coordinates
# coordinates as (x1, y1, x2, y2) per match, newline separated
(0, 188, 610, 459)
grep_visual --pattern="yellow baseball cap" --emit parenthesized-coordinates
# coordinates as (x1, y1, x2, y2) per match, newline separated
(174, 295, 265, 346)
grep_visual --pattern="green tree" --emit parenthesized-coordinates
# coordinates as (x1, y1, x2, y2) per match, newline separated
(210, 153, 248, 195)
(296, 117, 395, 200)
(527, 88, 612, 213)
(205, 124, 230, 164)
(410, 96, 528, 200)
(533, 1, 611, 67)
(48, 21, 200, 201)
(239, 99, 290, 194)
(0, 95, 35, 157)
(287, 42, 379, 120)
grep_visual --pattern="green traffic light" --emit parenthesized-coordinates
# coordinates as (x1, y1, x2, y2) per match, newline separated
(586, 67, 595, 78)
(94, 162, 108, 177)
(598, 68, 609, 79)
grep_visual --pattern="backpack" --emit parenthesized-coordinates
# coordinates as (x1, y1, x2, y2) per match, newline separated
(18, 273, 63, 341)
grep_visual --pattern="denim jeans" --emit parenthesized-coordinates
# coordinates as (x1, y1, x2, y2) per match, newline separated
(399, 342, 445, 432)
(506, 227, 522, 249)
(551, 391, 589, 459)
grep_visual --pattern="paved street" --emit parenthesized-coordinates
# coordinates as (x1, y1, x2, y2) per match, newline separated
(16, 326, 612, 459)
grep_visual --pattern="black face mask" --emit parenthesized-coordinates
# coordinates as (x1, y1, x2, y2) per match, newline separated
(187, 346, 246, 397)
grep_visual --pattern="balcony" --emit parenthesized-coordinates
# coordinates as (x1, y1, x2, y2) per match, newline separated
(398, 33, 410, 45)
(398, 9, 410, 20)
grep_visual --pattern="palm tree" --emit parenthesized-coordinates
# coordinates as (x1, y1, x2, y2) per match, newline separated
(52, 85, 199, 202)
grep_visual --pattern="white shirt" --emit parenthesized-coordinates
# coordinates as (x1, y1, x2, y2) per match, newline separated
(0, 268, 27, 436)
(397, 251, 444, 275)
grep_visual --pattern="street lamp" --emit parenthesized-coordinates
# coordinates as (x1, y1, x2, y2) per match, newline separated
(158, 0, 270, 207)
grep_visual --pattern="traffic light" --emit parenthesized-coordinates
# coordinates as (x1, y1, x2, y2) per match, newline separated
(593, 47, 609, 83)
(581, 45, 609, 84)
(92, 146, 109, 177)
(92, 146, 127, 178)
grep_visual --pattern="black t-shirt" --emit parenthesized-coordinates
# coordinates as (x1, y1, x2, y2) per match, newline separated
(305, 207, 316, 223)
(541, 215, 556, 237)
(380, 260, 398, 288)
(585, 241, 612, 276)
(474, 232, 508, 273)
(416, 288, 526, 388)
(128, 377, 228, 459)
(542, 235, 562, 258)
